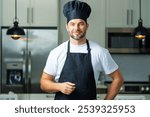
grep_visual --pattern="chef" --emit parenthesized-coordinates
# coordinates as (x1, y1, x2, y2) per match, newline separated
(40, 0, 124, 100)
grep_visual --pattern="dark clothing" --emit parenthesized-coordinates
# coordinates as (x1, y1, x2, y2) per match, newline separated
(54, 40, 96, 100)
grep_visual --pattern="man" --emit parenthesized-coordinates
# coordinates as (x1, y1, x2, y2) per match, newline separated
(40, 0, 124, 100)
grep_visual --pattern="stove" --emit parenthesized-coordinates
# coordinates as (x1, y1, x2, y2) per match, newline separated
(120, 82, 150, 94)
(105, 81, 150, 94)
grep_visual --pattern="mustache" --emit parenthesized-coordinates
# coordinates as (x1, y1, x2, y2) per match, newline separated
(73, 31, 82, 33)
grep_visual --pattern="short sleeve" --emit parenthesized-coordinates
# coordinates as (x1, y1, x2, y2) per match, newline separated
(44, 51, 58, 76)
(100, 49, 118, 74)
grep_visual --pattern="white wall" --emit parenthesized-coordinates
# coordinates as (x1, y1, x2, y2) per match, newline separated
(59, 0, 106, 47)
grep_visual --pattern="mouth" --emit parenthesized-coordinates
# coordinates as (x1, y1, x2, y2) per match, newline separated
(73, 31, 81, 36)
(73, 33, 79, 36)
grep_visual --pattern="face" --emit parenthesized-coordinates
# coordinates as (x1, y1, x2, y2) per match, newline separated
(66, 19, 89, 40)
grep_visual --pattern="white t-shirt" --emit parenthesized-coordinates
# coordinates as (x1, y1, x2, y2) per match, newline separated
(44, 40, 118, 82)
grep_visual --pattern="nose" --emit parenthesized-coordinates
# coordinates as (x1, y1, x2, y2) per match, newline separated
(74, 24, 80, 31)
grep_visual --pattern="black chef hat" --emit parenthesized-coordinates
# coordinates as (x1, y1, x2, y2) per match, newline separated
(63, 0, 91, 23)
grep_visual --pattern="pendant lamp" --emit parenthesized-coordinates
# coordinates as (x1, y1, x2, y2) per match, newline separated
(133, 0, 149, 39)
(6, 0, 25, 40)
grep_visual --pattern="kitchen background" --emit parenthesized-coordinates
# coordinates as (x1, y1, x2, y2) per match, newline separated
(0, 0, 150, 100)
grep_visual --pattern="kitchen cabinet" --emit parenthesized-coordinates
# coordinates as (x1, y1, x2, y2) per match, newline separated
(2, 0, 58, 27)
(0, 0, 1, 27)
(0, 0, 1, 25)
(106, 0, 149, 27)
(0, 0, 1, 92)
(142, 0, 150, 27)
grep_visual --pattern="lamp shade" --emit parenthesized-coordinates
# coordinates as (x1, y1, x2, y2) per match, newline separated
(133, 19, 149, 39)
(6, 21, 25, 40)
(133, 0, 150, 40)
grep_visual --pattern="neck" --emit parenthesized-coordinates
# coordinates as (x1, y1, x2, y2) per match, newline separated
(70, 38, 87, 45)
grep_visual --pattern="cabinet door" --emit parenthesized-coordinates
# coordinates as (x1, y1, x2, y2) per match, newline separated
(17, 0, 30, 26)
(0, 0, 2, 26)
(2, 0, 58, 27)
(2, 0, 15, 26)
(0, 0, 2, 93)
(128, 0, 149, 27)
(30, 0, 58, 26)
(106, 0, 149, 27)
(2, 0, 29, 27)
(18, 0, 58, 26)
(140, 0, 150, 27)
(106, 0, 127, 27)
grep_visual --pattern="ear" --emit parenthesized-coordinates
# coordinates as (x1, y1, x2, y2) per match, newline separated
(66, 24, 69, 32)
(86, 23, 89, 30)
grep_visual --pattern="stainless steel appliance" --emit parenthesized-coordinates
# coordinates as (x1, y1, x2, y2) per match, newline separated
(119, 82, 150, 94)
(0, 27, 58, 93)
(106, 28, 150, 53)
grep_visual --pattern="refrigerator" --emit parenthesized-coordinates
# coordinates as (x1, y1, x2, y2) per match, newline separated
(0, 27, 58, 93)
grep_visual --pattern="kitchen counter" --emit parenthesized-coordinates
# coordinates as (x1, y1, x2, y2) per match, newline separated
(0, 93, 105, 100)
(1, 93, 150, 100)
(1, 84, 150, 100)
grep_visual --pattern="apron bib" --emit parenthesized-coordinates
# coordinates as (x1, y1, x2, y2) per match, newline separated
(54, 40, 96, 100)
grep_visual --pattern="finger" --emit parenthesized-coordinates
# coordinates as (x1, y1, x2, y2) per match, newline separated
(65, 86, 75, 94)
(66, 85, 75, 90)
(64, 89, 72, 95)
(66, 82, 76, 86)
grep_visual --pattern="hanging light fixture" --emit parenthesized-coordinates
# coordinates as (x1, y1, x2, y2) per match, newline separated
(133, 0, 149, 39)
(6, 0, 25, 40)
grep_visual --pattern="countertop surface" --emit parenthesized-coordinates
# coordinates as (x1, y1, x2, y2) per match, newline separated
(1, 93, 150, 100)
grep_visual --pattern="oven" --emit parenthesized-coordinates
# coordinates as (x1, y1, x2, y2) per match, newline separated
(119, 82, 150, 94)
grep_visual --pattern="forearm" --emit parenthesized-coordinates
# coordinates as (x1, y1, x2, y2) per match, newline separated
(104, 78, 124, 100)
(40, 79, 61, 93)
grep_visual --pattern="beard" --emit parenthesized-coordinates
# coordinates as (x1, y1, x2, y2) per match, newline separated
(70, 31, 86, 40)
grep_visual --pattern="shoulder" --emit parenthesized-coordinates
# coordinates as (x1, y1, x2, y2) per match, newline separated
(89, 40, 112, 62)
(49, 41, 68, 57)
(89, 40, 109, 54)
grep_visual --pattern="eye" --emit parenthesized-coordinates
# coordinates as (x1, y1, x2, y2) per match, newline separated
(80, 22, 84, 25)
(79, 22, 85, 26)
(69, 22, 75, 26)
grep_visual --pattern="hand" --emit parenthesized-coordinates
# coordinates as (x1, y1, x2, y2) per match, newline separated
(59, 82, 76, 95)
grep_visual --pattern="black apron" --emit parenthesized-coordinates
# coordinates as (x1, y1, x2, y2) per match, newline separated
(54, 40, 96, 100)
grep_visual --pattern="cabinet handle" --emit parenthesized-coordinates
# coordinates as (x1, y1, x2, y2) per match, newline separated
(22, 50, 26, 82)
(127, 9, 129, 25)
(31, 8, 34, 24)
(28, 51, 32, 93)
(131, 10, 133, 25)
(27, 8, 30, 24)
(127, 9, 133, 25)
(22, 50, 27, 92)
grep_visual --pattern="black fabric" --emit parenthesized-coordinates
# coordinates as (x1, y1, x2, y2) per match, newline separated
(63, 0, 91, 23)
(54, 40, 97, 100)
